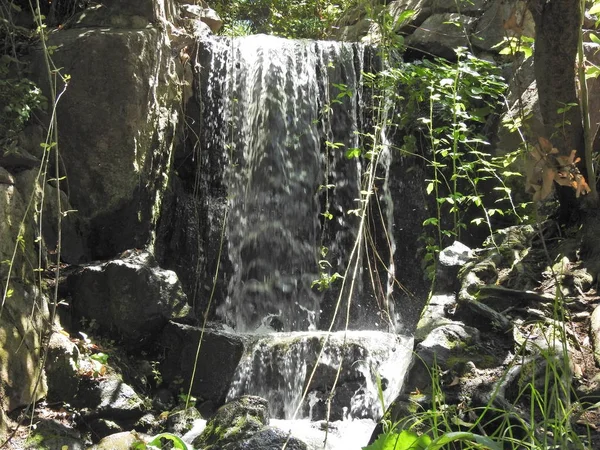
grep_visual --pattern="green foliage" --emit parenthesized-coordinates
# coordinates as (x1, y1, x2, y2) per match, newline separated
(367, 47, 526, 277)
(211, 0, 354, 38)
(133, 432, 190, 450)
(0, 58, 46, 143)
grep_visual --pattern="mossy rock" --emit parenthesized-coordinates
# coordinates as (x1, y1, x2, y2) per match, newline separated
(192, 396, 269, 449)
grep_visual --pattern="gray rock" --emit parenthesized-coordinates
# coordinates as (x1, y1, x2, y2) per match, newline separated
(159, 322, 245, 405)
(230, 426, 308, 450)
(437, 242, 473, 291)
(75, 375, 145, 419)
(0, 146, 40, 171)
(415, 294, 456, 341)
(192, 396, 269, 449)
(28, 26, 181, 258)
(45, 332, 80, 404)
(473, 0, 535, 52)
(90, 431, 147, 450)
(405, 13, 478, 59)
(591, 304, 600, 366)
(180, 5, 223, 33)
(407, 322, 480, 390)
(65, 251, 191, 347)
(24, 418, 86, 450)
(166, 406, 202, 435)
(0, 166, 14, 185)
(87, 418, 123, 441)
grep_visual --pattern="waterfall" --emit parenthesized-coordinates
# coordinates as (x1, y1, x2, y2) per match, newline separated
(198, 35, 391, 332)
(191, 34, 420, 432)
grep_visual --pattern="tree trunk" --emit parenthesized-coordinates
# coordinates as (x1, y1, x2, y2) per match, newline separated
(529, 0, 585, 222)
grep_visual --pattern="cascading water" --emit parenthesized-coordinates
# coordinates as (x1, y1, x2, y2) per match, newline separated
(195, 34, 416, 447)
(199, 35, 402, 333)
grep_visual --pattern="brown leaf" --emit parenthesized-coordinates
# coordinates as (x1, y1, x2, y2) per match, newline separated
(503, 7, 523, 35)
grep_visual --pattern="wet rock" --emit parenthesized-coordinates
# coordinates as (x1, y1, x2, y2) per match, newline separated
(152, 388, 175, 412)
(0, 147, 40, 171)
(45, 332, 80, 404)
(228, 331, 413, 421)
(134, 413, 161, 434)
(166, 406, 202, 435)
(192, 396, 269, 449)
(235, 426, 308, 450)
(65, 251, 191, 347)
(159, 322, 245, 405)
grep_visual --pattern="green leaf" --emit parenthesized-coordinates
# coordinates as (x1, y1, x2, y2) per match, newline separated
(590, 3, 600, 15)
(345, 147, 362, 159)
(426, 182, 434, 195)
(147, 433, 190, 450)
(363, 430, 431, 450)
(90, 352, 109, 364)
(590, 33, 600, 45)
(428, 432, 501, 450)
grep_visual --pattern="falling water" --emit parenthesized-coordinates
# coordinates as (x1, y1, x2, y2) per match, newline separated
(199, 35, 383, 332)
(195, 35, 416, 435)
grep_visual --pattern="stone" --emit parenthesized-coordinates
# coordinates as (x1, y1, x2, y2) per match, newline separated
(407, 322, 480, 390)
(230, 426, 308, 450)
(180, 5, 223, 33)
(28, 26, 181, 259)
(166, 406, 202, 435)
(64, 251, 191, 347)
(90, 431, 147, 450)
(158, 322, 245, 405)
(64, 0, 178, 28)
(15, 169, 87, 265)
(191, 396, 269, 449)
(0, 284, 48, 412)
(473, 0, 535, 52)
(87, 418, 123, 441)
(0, 147, 40, 171)
(591, 304, 600, 366)
(45, 331, 80, 404)
(23, 418, 86, 450)
(0, 167, 14, 185)
(75, 374, 145, 419)
(405, 13, 478, 59)
(437, 242, 473, 292)
(414, 294, 456, 341)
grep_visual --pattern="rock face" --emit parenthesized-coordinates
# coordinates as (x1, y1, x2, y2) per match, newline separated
(28, 23, 181, 259)
(64, 251, 191, 346)
(159, 322, 246, 405)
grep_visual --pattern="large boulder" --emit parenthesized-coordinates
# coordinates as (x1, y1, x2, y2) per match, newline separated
(64, 251, 191, 347)
(28, 24, 181, 259)
(0, 177, 48, 420)
(158, 322, 246, 405)
(191, 396, 269, 449)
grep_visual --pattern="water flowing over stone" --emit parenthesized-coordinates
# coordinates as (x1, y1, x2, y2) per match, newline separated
(227, 331, 414, 420)
(198, 35, 405, 332)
